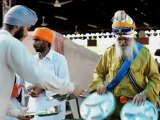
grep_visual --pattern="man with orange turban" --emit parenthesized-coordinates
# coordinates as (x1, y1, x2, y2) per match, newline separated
(25, 27, 71, 120)
(89, 10, 160, 119)
(1, 5, 83, 119)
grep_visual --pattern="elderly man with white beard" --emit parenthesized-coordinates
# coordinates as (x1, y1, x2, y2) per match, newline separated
(89, 10, 160, 119)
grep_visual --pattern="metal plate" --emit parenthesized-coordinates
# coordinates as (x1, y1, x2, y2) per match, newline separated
(25, 111, 59, 117)
(80, 92, 116, 120)
(25, 106, 61, 117)
(120, 100, 158, 120)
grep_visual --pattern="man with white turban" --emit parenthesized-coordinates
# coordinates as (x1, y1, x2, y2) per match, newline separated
(0, 5, 83, 120)
(89, 10, 160, 119)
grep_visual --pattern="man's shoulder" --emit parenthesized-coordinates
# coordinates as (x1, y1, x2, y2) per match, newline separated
(6, 36, 25, 51)
(51, 50, 67, 60)
(104, 44, 115, 53)
(141, 45, 150, 52)
(107, 44, 115, 49)
(138, 45, 151, 57)
(52, 50, 64, 57)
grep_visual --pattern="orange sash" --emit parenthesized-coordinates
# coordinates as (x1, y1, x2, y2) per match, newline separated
(119, 96, 132, 104)
(11, 84, 24, 98)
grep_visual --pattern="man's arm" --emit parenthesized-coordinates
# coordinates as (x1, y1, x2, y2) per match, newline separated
(89, 53, 108, 93)
(143, 52, 160, 104)
(7, 38, 75, 94)
(6, 102, 28, 117)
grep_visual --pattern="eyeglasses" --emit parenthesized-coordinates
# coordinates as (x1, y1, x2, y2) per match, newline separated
(112, 27, 134, 35)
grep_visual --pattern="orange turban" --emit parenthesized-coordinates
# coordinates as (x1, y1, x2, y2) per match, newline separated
(32, 27, 54, 44)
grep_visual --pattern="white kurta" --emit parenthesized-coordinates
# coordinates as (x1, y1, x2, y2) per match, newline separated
(0, 29, 74, 119)
(27, 50, 69, 120)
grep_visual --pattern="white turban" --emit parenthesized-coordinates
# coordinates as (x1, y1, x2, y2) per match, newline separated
(112, 10, 136, 36)
(3, 5, 38, 26)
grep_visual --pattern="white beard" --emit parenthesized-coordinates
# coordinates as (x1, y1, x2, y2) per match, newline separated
(115, 39, 139, 60)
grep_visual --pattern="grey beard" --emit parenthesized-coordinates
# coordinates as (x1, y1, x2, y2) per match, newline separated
(115, 40, 139, 60)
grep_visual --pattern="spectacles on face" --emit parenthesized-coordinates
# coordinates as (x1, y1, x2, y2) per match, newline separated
(112, 27, 134, 35)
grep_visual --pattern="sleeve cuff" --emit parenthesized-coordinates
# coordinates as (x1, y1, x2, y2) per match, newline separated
(68, 82, 75, 93)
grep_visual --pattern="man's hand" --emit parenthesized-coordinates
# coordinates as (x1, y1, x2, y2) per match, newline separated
(28, 85, 44, 97)
(133, 92, 146, 106)
(71, 87, 84, 97)
(97, 84, 106, 95)
(6, 107, 30, 119)
(17, 115, 34, 120)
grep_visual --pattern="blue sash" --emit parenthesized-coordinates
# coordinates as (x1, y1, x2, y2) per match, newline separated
(106, 42, 143, 91)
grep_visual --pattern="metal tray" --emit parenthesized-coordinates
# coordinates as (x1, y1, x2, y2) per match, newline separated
(25, 106, 61, 117)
